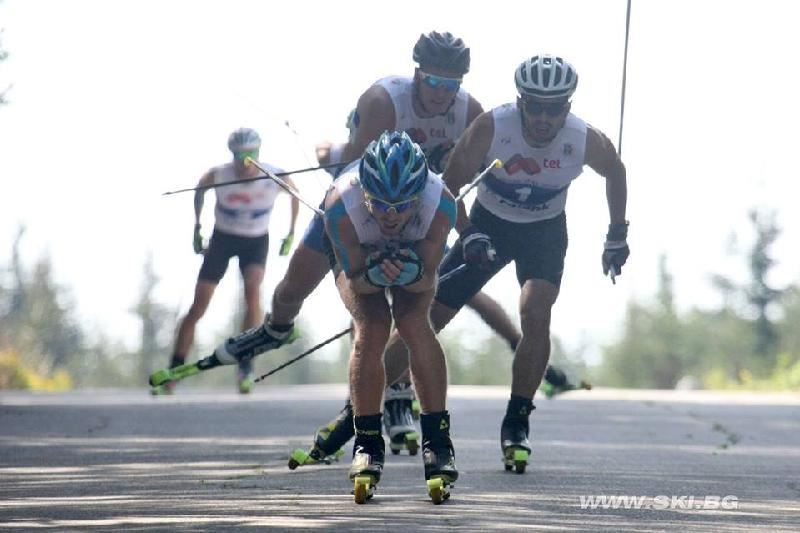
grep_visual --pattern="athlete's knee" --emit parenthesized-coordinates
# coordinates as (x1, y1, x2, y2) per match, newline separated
(352, 320, 391, 359)
(519, 301, 553, 332)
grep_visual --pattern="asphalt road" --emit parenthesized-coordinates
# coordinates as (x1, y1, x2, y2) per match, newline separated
(1, 386, 798, 532)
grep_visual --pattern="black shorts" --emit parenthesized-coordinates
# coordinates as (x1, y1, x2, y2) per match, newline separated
(435, 202, 567, 310)
(198, 228, 269, 283)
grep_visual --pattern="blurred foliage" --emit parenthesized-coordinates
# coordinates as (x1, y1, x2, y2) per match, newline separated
(597, 209, 798, 390)
(3, 207, 799, 392)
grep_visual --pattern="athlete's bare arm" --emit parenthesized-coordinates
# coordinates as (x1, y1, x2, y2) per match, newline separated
(339, 85, 396, 164)
(193, 169, 215, 224)
(282, 175, 300, 234)
(323, 188, 382, 295)
(442, 111, 495, 232)
(402, 190, 456, 293)
(584, 125, 627, 225)
(465, 94, 484, 127)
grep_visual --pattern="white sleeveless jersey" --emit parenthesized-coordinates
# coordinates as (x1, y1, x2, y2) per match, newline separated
(212, 161, 283, 237)
(333, 164, 445, 251)
(375, 76, 470, 174)
(476, 103, 588, 223)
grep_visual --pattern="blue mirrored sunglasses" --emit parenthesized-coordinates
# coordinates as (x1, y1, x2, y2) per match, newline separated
(420, 72, 462, 92)
(365, 195, 418, 214)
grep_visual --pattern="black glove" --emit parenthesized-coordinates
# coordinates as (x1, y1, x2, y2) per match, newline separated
(602, 222, 629, 279)
(461, 225, 496, 270)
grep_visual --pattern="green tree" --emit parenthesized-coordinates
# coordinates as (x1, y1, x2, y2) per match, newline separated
(0, 226, 84, 376)
(131, 254, 176, 383)
(598, 255, 687, 388)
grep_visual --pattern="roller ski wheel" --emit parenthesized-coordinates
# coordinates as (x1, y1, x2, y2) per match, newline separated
(503, 447, 530, 474)
(389, 431, 420, 456)
(426, 476, 453, 505)
(150, 381, 175, 396)
(148, 362, 200, 387)
(287, 446, 345, 470)
(352, 475, 377, 504)
(411, 399, 421, 420)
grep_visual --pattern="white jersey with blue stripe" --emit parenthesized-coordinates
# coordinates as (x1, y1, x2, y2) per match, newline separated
(476, 103, 588, 223)
(212, 161, 283, 237)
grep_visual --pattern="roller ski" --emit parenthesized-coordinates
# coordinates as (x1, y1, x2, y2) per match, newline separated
(420, 411, 458, 504)
(288, 401, 354, 469)
(501, 396, 534, 474)
(540, 365, 592, 398)
(349, 415, 384, 504)
(148, 321, 298, 388)
(236, 359, 254, 394)
(383, 383, 420, 455)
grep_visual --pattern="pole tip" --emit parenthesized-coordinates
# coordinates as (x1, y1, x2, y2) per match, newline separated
(493, 159, 502, 168)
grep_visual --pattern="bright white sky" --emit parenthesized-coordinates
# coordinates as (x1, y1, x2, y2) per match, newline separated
(1, 0, 798, 365)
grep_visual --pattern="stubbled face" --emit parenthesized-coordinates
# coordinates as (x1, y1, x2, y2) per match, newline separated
(414, 66, 463, 116)
(517, 96, 571, 146)
(365, 195, 418, 236)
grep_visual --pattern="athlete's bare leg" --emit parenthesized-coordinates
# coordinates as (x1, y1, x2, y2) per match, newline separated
(335, 273, 392, 415)
(513, 279, 559, 398)
(465, 291, 521, 350)
(173, 280, 217, 360)
(241, 264, 265, 330)
(269, 243, 330, 326)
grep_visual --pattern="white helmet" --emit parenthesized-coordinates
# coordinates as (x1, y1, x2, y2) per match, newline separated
(514, 55, 578, 100)
(227, 127, 261, 152)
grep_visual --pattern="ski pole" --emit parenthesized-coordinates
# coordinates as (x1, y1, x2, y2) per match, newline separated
(253, 326, 352, 383)
(246, 157, 325, 216)
(455, 159, 502, 202)
(161, 160, 354, 196)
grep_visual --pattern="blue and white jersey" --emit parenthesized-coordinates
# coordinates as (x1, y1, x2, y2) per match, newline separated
(212, 161, 283, 237)
(476, 103, 588, 223)
(376, 75, 471, 173)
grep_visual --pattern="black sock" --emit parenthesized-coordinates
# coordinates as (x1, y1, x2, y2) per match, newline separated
(505, 395, 534, 419)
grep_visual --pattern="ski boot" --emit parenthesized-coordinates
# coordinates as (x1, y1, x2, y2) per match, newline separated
(150, 355, 183, 395)
(214, 319, 298, 365)
(420, 411, 458, 504)
(383, 383, 419, 455)
(349, 415, 384, 504)
(540, 365, 592, 398)
(237, 357, 254, 394)
(501, 396, 534, 474)
(288, 400, 353, 469)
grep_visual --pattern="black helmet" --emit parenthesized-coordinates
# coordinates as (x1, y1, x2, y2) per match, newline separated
(412, 31, 470, 76)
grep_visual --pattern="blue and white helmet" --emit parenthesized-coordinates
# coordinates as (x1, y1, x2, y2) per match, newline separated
(515, 55, 578, 101)
(227, 127, 261, 152)
(359, 131, 428, 202)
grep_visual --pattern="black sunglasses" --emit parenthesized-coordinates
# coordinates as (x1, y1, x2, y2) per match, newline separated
(522, 99, 568, 117)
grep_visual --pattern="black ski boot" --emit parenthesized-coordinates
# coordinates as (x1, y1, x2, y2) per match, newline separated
(501, 395, 534, 474)
(383, 382, 419, 455)
(349, 414, 385, 504)
(420, 411, 458, 504)
(213, 318, 298, 365)
(288, 400, 354, 469)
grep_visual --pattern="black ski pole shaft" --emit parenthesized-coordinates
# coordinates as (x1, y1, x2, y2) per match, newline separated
(162, 160, 355, 196)
(254, 326, 353, 383)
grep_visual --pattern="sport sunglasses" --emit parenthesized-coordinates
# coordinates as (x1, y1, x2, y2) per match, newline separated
(420, 72, 462, 92)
